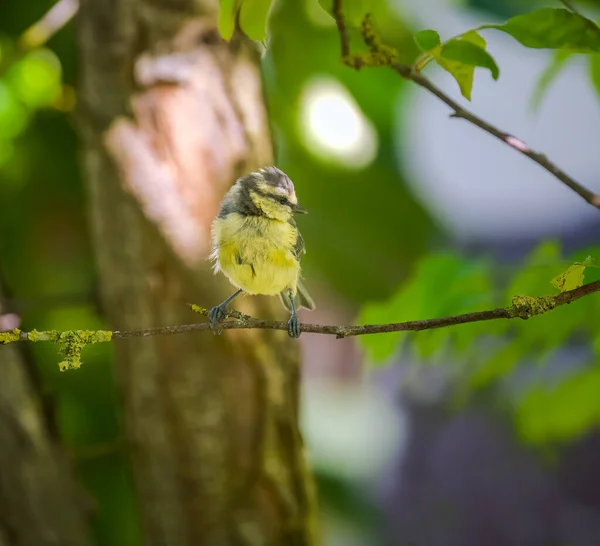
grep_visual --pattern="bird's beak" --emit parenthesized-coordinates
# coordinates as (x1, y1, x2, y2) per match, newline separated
(292, 203, 308, 214)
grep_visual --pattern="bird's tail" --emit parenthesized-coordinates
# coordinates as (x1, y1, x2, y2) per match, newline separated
(279, 281, 316, 312)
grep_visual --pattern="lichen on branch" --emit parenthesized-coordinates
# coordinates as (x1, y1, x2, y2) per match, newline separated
(2, 281, 599, 370)
(508, 295, 556, 319)
(1, 328, 112, 370)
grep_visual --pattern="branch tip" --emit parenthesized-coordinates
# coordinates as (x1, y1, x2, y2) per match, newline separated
(331, 3, 600, 211)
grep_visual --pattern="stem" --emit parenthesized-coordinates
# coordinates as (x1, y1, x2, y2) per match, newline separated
(3, 280, 599, 345)
(331, 2, 600, 210)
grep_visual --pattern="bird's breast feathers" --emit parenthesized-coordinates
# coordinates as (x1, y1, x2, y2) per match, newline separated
(211, 213, 300, 295)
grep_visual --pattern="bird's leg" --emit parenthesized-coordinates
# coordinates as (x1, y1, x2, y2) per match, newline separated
(209, 288, 243, 334)
(287, 291, 301, 338)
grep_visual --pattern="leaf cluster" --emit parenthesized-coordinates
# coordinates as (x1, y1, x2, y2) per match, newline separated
(358, 242, 600, 445)
(218, 1, 600, 104)
(414, 7, 600, 101)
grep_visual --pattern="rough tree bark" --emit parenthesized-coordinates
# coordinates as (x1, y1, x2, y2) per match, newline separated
(77, 0, 319, 545)
(0, 286, 92, 546)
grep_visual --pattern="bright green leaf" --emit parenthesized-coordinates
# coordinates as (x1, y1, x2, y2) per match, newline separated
(500, 242, 593, 360)
(531, 50, 573, 112)
(317, 0, 370, 27)
(239, 0, 273, 42)
(316, 0, 333, 18)
(359, 254, 462, 362)
(218, 0, 239, 41)
(483, 8, 600, 52)
(516, 367, 600, 444)
(414, 258, 495, 358)
(414, 29, 441, 52)
(551, 256, 595, 292)
(589, 53, 600, 100)
(441, 39, 500, 80)
(359, 253, 494, 363)
(505, 241, 562, 302)
(434, 31, 487, 100)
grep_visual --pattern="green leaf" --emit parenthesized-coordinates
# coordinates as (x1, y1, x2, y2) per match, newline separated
(218, 0, 274, 42)
(239, 0, 273, 42)
(317, 0, 370, 27)
(218, 0, 239, 40)
(414, 258, 495, 359)
(359, 254, 463, 362)
(589, 53, 600, 100)
(359, 253, 494, 363)
(483, 8, 600, 52)
(441, 39, 500, 80)
(516, 366, 600, 444)
(531, 50, 573, 112)
(434, 31, 488, 101)
(501, 242, 592, 359)
(551, 256, 595, 292)
(414, 29, 441, 52)
(505, 240, 562, 302)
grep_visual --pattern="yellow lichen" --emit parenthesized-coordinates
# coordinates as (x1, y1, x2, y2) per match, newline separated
(509, 295, 556, 319)
(4, 327, 111, 369)
(54, 330, 112, 372)
(0, 328, 21, 344)
(27, 329, 41, 342)
(359, 15, 399, 66)
(27, 329, 60, 342)
(59, 360, 79, 372)
(189, 304, 207, 316)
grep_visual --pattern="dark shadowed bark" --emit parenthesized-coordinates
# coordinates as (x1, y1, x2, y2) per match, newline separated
(0, 286, 92, 546)
(77, 0, 319, 545)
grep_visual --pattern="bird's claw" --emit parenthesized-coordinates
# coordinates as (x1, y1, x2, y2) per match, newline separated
(288, 314, 301, 338)
(209, 304, 227, 335)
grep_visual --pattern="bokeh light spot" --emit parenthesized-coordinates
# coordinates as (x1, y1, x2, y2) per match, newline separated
(7, 48, 61, 108)
(300, 77, 378, 168)
(0, 82, 28, 138)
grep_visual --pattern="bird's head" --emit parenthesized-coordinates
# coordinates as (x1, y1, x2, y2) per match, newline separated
(240, 166, 307, 221)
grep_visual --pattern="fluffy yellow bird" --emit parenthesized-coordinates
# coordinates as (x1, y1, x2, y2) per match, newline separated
(209, 166, 315, 337)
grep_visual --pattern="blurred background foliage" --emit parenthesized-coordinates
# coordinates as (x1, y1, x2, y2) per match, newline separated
(2, 0, 600, 544)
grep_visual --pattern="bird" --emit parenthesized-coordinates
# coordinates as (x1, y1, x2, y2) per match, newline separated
(208, 166, 315, 338)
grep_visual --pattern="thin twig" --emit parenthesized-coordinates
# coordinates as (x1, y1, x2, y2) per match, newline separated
(3, 280, 599, 344)
(331, 3, 600, 209)
(0, 0, 79, 80)
(19, 0, 79, 49)
(332, 0, 351, 59)
(407, 71, 600, 207)
(93, 279, 600, 337)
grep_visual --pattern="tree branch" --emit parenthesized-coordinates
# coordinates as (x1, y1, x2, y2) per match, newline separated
(0, 0, 79, 79)
(330, 1, 600, 209)
(19, 0, 79, 50)
(2, 1, 600, 370)
(2, 280, 600, 369)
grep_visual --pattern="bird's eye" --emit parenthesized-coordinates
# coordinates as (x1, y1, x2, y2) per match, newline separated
(277, 196, 288, 205)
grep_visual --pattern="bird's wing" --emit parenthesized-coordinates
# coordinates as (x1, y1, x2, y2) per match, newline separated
(288, 217, 306, 258)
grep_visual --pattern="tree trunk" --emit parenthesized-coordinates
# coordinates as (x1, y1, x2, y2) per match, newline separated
(77, 1, 320, 545)
(0, 287, 92, 546)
